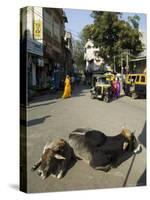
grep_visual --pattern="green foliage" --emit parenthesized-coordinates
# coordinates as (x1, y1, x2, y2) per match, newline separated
(81, 11, 144, 69)
(128, 15, 140, 29)
(72, 39, 85, 72)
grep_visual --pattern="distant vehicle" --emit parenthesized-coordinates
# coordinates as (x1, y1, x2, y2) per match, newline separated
(104, 73, 115, 81)
(90, 74, 113, 103)
(123, 73, 146, 99)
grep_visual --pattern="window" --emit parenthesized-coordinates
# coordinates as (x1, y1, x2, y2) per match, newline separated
(136, 76, 140, 82)
(128, 76, 131, 82)
(141, 76, 145, 83)
(44, 11, 52, 37)
(53, 17, 61, 42)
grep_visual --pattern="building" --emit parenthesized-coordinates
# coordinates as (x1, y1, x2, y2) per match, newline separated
(84, 39, 104, 72)
(64, 31, 73, 75)
(129, 32, 147, 73)
(20, 6, 69, 96)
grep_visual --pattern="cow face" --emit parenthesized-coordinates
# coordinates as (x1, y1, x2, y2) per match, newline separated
(37, 148, 66, 180)
(128, 133, 141, 153)
(121, 128, 141, 153)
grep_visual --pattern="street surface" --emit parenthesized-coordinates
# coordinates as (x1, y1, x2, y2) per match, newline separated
(26, 85, 146, 193)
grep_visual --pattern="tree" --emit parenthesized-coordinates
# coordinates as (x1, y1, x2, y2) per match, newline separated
(72, 39, 85, 72)
(128, 15, 140, 29)
(81, 11, 144, 71)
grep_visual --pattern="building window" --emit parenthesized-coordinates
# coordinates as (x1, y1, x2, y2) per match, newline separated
(136, 76, 140, 82)
(44, 11, 52, 38)
(53, 17, 61, 42)
(141, 76, 145, 83)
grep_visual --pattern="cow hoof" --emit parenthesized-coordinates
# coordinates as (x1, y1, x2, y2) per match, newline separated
(95, 165, 111, 172)
(31, 165, 36, 171)
(57, 173, 63, 179)
(37, 170, 42, 176)
(51, 174, 57, 178)
(41, 176, 46, 180)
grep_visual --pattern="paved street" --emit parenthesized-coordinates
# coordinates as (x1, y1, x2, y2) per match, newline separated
(26, 85, 146, 193)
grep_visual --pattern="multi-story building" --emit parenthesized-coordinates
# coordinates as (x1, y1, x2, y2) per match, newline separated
(129, 31, 147, 73)
(20, 6, 69, 96)
(84, 39, 104, 72)
(64, 31, 73, 75)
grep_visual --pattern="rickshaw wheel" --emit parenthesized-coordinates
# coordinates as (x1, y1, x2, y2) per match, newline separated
(103, 95, 109, 103)
(91, 93, 95, 99)
(131, 92, 138, 99)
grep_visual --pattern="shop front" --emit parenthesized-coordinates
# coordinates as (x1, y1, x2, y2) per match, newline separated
(27, 38, 44, 93)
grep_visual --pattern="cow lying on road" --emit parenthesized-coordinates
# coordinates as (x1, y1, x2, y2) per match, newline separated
(69, 128, 141, 172)
(31, 138, 75, 180)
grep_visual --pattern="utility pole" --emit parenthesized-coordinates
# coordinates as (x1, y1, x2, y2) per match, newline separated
(126, 50, 129, 73)
(121, 53, 123, 80)
(113, 56, 116, 73)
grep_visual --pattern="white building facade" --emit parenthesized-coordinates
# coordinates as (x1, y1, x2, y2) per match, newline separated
(84, 39, 104, 72)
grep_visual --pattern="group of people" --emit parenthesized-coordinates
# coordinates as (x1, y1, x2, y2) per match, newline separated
(61, 75, 121, 100)
(111, 78, 121, 99)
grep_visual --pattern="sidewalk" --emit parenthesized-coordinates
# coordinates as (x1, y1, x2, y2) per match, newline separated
(28, 90, 63, 105)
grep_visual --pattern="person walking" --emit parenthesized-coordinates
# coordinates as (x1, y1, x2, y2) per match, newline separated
(116, 77, 121, 98)
(62, 75, 71, 99)
(111, 78, 117, 99)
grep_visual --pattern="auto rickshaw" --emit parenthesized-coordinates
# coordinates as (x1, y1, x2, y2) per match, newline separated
(123, 73, 146, 99)
(90, 74, 113, 103)
(104, 73, 115, 81)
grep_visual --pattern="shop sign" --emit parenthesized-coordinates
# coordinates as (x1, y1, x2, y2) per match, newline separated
(34, 20, 42, 40)
(27, 39, 43, 56)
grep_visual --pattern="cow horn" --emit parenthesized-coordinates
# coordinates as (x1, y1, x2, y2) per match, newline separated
(54, 154, 66, 160)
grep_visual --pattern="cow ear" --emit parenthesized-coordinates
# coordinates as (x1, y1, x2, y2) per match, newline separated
(54, 154, 66, 160)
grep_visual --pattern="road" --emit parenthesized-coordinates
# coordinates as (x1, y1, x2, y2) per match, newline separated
(26, 85, 146, 193)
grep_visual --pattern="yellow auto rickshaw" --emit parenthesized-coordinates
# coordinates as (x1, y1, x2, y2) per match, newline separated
(123, 73, 146, 99)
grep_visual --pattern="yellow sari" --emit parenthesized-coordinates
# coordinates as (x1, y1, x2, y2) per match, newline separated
(62, 77, 71, 98)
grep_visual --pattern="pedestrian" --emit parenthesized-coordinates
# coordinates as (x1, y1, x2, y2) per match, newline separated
(62, 75, 71, 99)
(111, 78, 117, 98)
(71, 75, 75, 90)
(116, 77, 121, 98)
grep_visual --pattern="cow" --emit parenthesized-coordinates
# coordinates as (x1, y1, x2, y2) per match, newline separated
(69, 128, 141, 172)
(31, 138, 75, 180)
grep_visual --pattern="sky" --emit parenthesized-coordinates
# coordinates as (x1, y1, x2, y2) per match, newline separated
(64, 8, 147, 40)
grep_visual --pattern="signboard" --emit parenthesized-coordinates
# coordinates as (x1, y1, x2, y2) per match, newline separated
(34, 20, 42, 40)
(27, 39, 43, 56)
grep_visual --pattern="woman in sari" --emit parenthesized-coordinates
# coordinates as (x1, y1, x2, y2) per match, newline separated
(111, 78, 117, 98)
(62, 75, 71, 98)
(116, 77, 121, 98)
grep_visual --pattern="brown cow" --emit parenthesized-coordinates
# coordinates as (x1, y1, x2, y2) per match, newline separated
(31, 138, 75, 179)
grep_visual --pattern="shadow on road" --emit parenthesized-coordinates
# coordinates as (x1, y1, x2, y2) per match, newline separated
(28, 101, 57, 109)
(71, 85, 90, 97)
(29, 84, 90, 104)
(20, 115, 51, 127)
(27, 115, 51, 127)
